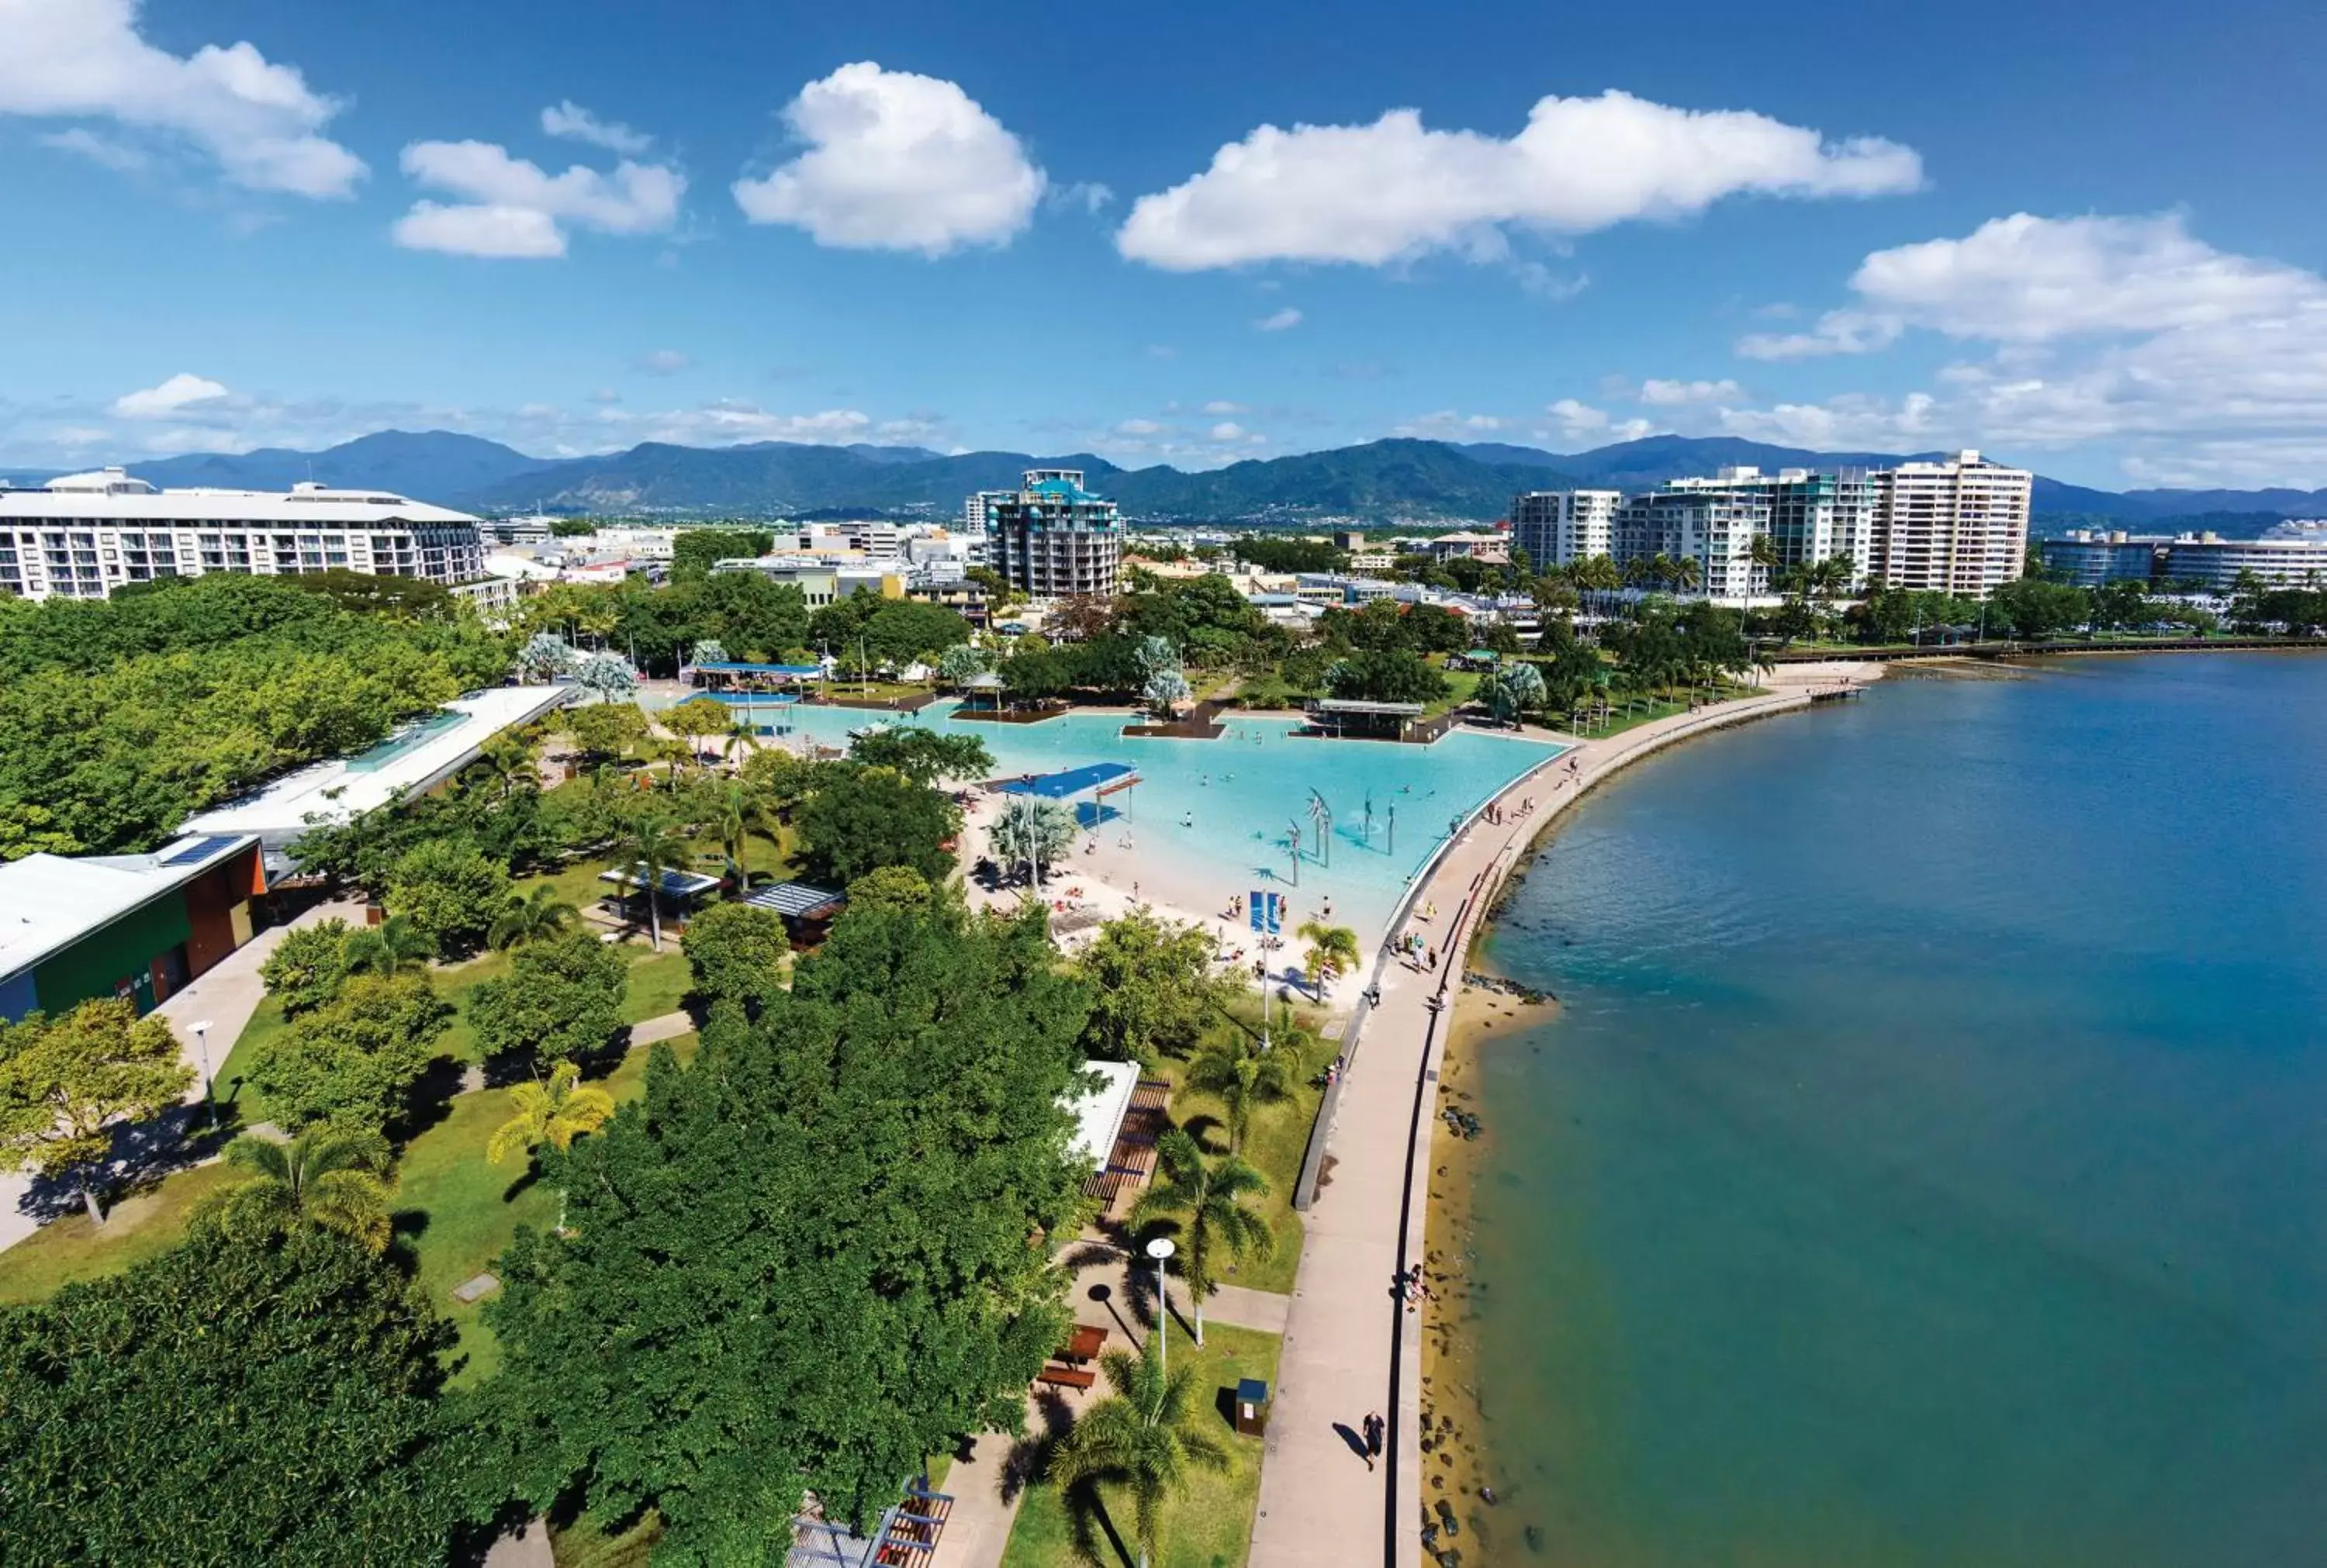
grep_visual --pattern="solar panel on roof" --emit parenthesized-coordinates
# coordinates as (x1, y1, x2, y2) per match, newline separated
(158, 834, 242, 867)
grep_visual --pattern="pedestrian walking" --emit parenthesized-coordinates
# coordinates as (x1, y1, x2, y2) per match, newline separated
(1364, 1411, 1385, 1470)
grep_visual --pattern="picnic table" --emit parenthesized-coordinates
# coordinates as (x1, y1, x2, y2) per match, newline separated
(1058, 1324, 1108, 1363)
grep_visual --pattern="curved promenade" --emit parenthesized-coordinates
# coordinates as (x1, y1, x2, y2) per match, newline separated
(1248, 665, 1878, 1568)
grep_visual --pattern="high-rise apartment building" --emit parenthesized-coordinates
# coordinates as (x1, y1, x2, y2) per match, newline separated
(1509, 490, 1620, 567)
(0, 468, 485, 601)
(1615, 485, 1770, 599)
(979, 468, 1123, 599)
(1868, 451, 2033, 596)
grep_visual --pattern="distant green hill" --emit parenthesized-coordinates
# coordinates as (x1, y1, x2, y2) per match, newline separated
(36, 430, 2322, 530)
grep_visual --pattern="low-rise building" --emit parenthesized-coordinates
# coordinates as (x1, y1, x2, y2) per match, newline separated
(2160, 533, 2327, 591)
(1418, 530, 1509, 564)
(0, 833, 266, 1022)
(0, 469, 484, 601)
(178, 686, 570, 878)
(2038, 530, 2170, 585)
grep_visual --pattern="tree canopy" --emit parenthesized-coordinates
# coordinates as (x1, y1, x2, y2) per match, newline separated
(467, 933, 629, 1073)
(475, 899, 1092, 1553)
(794, 763, 961, 886)
(1071, 910, 1231, 1066)
(0, 1224, 462, 1566)
(0, 999, 195, 1224)
(246, 972, 450, 1134)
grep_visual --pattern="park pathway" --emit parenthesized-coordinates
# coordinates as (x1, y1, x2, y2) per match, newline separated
(1248, 668, 1876, 1568)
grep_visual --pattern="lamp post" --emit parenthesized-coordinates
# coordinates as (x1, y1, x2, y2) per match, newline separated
(189, 1019, 216, 1133)
(1145, 1235, 1176, 1373)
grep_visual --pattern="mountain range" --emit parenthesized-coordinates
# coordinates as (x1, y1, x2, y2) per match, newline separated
(12, 429, 2323, 531)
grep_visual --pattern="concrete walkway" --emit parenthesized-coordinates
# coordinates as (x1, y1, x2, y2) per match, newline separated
(1249, 669, 1878, 1568)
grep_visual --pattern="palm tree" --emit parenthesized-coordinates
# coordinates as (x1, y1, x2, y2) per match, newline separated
(1748, 531, 1783, 593)
(214, 1125, 396, 1254)
(488, 1060, 615, 1162)
(1046, 1337, 1230, 1568)
(1295, 920, 1361, 999)
(617, 813, 690, 950)
(1185, 1035, 1292, 1153)
(341, 914, 430, 976)
(488, 885, 580, 950)
(706, 777, 776, 882)
(1668, 554, 1705, 596)
(721, 713, 762, 768)
(1129, 1128, 1273, 1346)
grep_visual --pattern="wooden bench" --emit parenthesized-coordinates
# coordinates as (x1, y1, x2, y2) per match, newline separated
(1036, 1363, 1096, 1391)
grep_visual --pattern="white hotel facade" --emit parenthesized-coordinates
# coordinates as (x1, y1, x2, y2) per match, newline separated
(0, 468, 485, 602)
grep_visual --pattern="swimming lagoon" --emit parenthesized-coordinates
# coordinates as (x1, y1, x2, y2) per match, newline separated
(697, 696, 1565, 944)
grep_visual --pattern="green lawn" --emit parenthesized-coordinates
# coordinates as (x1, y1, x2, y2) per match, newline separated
(1146, 1002, 1326, 1296)
(0, 1030, 700, 1378)
(0, 1162, 247, 1306)
(1000, 1320, 1282, 1568)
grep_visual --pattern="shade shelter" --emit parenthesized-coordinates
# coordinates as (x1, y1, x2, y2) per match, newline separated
(596, 864, 721, 933)
(686, 660, 828, 694)
(958, 670, 1006, 714)
(997, 761, 1141, 828)
(1310, 697, 1426, 741)
(743, 879, 848, 942)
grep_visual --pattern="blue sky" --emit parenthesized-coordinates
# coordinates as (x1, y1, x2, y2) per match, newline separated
(4, 0, 2325, 489)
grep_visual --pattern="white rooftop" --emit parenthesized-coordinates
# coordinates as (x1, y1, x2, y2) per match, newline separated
(0, 833, 257, 982)
(1, 471, 477, 525)
(181, 686, 569, 856)
(1064, 1059, 1141, 1169)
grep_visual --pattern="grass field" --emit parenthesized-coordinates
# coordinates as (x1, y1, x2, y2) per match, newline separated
(999, 1319, 1283, 1568)
(1143, 1000, 1328, 1297)
(0, 1028, 700, 1369)
(0, 1162, 246, 1307)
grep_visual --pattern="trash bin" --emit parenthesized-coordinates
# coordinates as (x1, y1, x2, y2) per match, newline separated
(1235, 1377, 1269, 1436)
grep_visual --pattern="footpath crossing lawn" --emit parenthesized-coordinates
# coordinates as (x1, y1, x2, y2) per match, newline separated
(999, 1319, 1283, 1568)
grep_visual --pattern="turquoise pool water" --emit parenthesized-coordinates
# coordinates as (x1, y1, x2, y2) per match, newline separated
(716, 697, 1563, 940)
(345, 708, 465, 772)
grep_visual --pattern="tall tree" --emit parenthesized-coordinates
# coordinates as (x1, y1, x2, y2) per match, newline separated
(1295, 920, 1361, 999)
(206, 1124, 396, 1254)
(486, 884, 582, 951)
(614, 813, 691, 952)
(847, 727, 996, 787)
(0, 1224, 461, 1565)
(247, 972, 451, 1134)
(0, 1000, 194, 1225)
(259, 917, 357, 1016)
(679, 900, 790, 1015)
(476, 900, 1093, 1552)
(1129, 1128, 1273, 1345)
(342, 914, 434, 976)
(1184, 1034, 1291, 1153)
(384, 839, 513, 958)
(794, 764, 961, 887)
(1045, 1338, 1230, 1568)
(468, 933, 629, 1075)
(1073, 911, 1230, 1066)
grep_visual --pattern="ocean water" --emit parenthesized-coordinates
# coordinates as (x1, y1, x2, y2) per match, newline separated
(1463, 655, 2327, 1567)
(695, 696, 1561, 939)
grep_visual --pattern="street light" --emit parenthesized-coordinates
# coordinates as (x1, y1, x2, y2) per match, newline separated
(1145, 1236, 1176, 1373)
(189, 1019, 216, 1133)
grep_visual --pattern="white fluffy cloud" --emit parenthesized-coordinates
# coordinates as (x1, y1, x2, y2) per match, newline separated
(1737, 212, 2325, 358)
(541, 100, 653, 156)
(1254, 307, 1304, 332)
(732, 63, 1044, 254)
(111, 373, 230, 420)
(1636, 377, 1742, 405)
(1543, 399, 1653, 444)
(634, 349, 690, 376)
(393, 134, 685, 258)
(0, 0, 363, 197)
(1721, 212, 2327, 484)
(1393, 411, 1506, 438)
(1117, 89, 1919, 270)
(1115, 418, 1164, 437)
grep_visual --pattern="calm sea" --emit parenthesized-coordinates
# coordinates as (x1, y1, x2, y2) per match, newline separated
(1464, 654, 2327, 1567)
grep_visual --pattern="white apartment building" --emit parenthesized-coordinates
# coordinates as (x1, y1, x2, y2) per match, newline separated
(2160, 534, 2327, 592)
(0, 468, 484, 601)
(1869, 451, 2032, 596)
(1509, 490, 1620, 567)
(1615, 486, 1769, 599)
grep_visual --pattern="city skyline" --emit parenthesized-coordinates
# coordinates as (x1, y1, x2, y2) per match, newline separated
(4, 0, 2325, 489)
